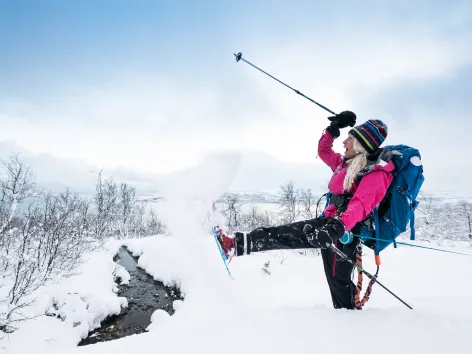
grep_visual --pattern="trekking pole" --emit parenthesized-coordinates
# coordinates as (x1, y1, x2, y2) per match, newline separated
(233, 52, 336, 115)
(353, 234, 472, 257)
(330, 244, 413, 310)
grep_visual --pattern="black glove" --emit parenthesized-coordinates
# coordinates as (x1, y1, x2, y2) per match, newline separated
(328, 111, 357, 128)
(325, 111, 357, 139)
(303, 218, 346, 249)
(325, 124, 341, 138)
(303, 224, 319, 247)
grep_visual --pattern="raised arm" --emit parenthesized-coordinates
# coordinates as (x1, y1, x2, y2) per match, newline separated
(318, 131, 342, 171)
(318, 110, 357, 171)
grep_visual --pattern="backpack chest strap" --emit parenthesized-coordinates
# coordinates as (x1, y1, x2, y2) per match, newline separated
(330, 193, 352, 213)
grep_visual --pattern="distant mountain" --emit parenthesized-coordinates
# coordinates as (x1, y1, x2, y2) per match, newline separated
(0, 141, 468, 202)
(216, 191, 281, 204)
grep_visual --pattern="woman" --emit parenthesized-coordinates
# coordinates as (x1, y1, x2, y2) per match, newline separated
(219, 111, 394, 310)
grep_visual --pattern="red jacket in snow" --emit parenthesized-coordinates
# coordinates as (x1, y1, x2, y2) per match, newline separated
(318, 131, 394, 231)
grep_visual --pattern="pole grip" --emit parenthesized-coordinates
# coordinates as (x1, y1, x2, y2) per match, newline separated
(375, 255, 381, 266)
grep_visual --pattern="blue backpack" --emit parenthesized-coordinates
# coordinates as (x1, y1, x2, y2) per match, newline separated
(353, 145, 425, 254)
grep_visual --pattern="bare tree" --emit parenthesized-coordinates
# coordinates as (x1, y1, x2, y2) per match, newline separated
(416, 193, 435, 226)
(0, 155, 37, 279)
(0, 154, 36, 234)
(114, 182, 143, 238)
(239, 205, 273, 231)
(299, 188, 316, 220)
(146, 208, 167, 236)
(93, 169, 118, 238)
(119, 183, 135, 236)
(0, 155, 95, 333)
(458, 201, 472, 239)
(221, 194, 242, 233)
(0, 156, 168, 334)
(1, 189, 95, 332)
(419, 200, 472, 242)
(130, 202, 146, 238)
(279, 181, 298, 223)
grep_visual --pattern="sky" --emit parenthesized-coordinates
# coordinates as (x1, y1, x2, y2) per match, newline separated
(1, 0, 471, 196)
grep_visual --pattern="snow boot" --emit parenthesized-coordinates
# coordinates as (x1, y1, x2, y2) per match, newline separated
(217, 234, 235, 255)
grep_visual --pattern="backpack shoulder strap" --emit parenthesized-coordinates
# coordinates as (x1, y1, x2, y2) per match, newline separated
(354, 147, 393, 185)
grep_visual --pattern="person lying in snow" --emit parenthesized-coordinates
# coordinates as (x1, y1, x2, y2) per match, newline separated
(219, 112, 395, 310)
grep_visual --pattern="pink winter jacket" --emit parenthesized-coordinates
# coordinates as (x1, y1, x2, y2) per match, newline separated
(318, 131, 394, 231)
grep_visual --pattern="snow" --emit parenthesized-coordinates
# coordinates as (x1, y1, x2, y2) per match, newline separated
(146, 309, 171, 332)
(2, 156, 471, 354)
(2, 240, 129, 352)
(173, 299, 184, 311)
(114, 263, 130, 285)
(2, 227, 471, 354)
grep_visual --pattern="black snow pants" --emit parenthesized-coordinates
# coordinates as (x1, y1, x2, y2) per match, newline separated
(234, 218, 361, 310)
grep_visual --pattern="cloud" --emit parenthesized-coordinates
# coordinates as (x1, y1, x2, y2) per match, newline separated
(0, 141, 166, 195)
(1, 0, 471, 195)
(355, 63, 472, 118)
(340, 62, 472, 197)
(0, 140, 333, 198)
(0, 71, 274, 174)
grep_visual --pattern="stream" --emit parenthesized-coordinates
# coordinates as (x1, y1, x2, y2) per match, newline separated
(78, 247, 183, 346)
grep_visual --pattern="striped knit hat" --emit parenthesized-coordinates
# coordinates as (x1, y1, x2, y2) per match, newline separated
(349, 120, 388, 154)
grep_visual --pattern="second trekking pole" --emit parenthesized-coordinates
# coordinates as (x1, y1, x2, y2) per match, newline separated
(329, 244, 413, 309)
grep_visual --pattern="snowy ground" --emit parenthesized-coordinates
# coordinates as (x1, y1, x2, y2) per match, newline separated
(0, 241, 128, 352)
(2, 227, 471, 354)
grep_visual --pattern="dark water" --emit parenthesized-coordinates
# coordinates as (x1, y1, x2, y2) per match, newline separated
(78, 247, 183, 346)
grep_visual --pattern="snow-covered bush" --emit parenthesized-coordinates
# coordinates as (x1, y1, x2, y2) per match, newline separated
(238, 205, 275, 231)
(0, 156, 167, 335)
(0, 189, 98, 332)
(278, 182, 325, 224)
(0, 156, 100, 334)
(146, 208, 167, 236)
(278, 181, 298, 224)
(299, 188, 317, 220)
(414, 193, 472, 242)
(219, 194, 242, 233)
(92, 169, 166, 239)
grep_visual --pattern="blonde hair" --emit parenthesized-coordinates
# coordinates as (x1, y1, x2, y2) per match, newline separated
(343, 136, 368, 192)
